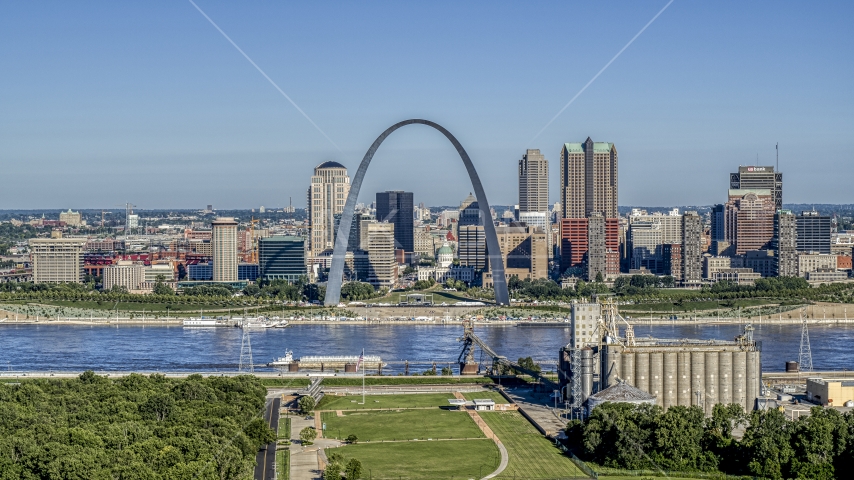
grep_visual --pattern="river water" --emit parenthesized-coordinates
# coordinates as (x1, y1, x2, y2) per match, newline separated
(1, 323, 852, 373)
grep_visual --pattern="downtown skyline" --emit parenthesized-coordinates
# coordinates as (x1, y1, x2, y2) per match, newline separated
(1, 1, 852, 209)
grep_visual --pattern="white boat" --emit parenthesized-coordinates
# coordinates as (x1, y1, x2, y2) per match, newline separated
(298, 355, 385, 368)
(269, 350, 294, 366)
(238, 317, 287, 328)
(183, 318, 217, 327)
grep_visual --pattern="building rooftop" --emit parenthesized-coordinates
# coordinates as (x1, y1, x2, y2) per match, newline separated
(316, 161, 347, 169)
(588, 381, 655, 402)
(563, 142, 614, 154)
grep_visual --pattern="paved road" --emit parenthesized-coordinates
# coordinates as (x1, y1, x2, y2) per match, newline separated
(254, 397, 281, 480)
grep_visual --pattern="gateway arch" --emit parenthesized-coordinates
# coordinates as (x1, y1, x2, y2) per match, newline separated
(324, 119, 510, 306)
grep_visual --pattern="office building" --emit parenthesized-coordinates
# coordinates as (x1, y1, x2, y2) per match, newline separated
(704, 256, 732, 279)
(774, 210, 798, 277)
(798, 254, 838, 278)
(366, 223, 397, 288)
(560, 138, 618, 219)
(103, 261, 144, 291)
(376, 191, 414, 252)
(743, 250, 776, 277)
(713, 268, 762, 286)
(519, 211, 551, 257)
(187, 262, 213, 281)
(238, 263, 260, 281)
(710, 204, 726, 241)
(730, 166, 782, 211)
(518, 149, 549, 213)
(144, 262, 175, 283)
(627, 209, 683, 274)
(725, 189, 775, 255)
(258, 236, 306, 282)
(29, 238, 86, 284)
(211, 217, 238, 282)
(482, 224, 547, 287)
(458, 193, 482, 226)
(348, 213, 374, 252)
(308, 161, 351, 255)
(682, 211, 703, 285)
(796, 211, 832, 254)
(458, 225, 487, 271)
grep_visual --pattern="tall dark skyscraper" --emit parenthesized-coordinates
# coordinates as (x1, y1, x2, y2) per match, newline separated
(375, 191, 414, 252)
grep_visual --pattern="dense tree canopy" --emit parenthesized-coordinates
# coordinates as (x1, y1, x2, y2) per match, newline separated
(0, 372, 274, 479)
(568, 402, 854, 479)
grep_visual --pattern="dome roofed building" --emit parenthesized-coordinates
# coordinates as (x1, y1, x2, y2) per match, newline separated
(315, 161, 347, 170)
(436, 243, 454, 268)
(587, 381, 656, 415)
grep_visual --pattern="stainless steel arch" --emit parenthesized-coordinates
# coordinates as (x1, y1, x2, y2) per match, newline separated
(324, 119, 510, 306)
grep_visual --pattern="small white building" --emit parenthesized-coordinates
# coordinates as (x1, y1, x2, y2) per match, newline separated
(473, 399, 495, 411)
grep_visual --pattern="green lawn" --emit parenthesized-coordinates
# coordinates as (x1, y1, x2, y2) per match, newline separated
(461, 390, 509, 404)
(321, 409, 483, 441)
(335, 439, 500, 479)
(276, 448, 289, 480)
(278, 417, 291, 440)
(373, 289, 483, 305)
(316, 393, 456, 411)
(479, 411, 587, 479)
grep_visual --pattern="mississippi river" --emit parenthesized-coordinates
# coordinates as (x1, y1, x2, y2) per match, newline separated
(1, 323, 852, 373)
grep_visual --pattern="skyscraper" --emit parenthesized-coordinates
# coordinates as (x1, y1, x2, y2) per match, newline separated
(560, 138, 618, 219)
(366, 222, 397, 288)
(212, 217, 238, 282)
(725, 189, 775, 255)
(773, 210, 798, 277)
(307, 161, 351, 256)
(29, 238, 86, 284)
(730, 166, 783, 211)
(681, 212, 703, 285)
(518, 149, 549, 213)
(375, 191, 414, 252)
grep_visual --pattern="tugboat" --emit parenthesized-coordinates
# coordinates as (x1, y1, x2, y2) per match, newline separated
(269, 350, 294, 367)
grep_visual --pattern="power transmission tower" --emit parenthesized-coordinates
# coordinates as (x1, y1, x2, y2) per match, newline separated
(798, 310, 813, 372)
(239, 329, 254, 373)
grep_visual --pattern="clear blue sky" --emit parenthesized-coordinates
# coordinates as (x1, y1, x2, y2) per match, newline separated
(1, 1, 852, 210)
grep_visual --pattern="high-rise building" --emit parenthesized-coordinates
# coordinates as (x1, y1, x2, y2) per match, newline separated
(375, 191, 414, 252)
(366, 222, 397, 288)
(458, 193, 481, 226)
(560, 218, 589, 277)
(560, 138, 618, 219)
(518, 149, 549, 213)
(796, 211, 831, 254)
(212, 217, 238, 282)
(587, 213, 620, 281)
(710, 204, 726, 241)
(730, 166, 782, 211)
(774, 210, 798, 277)
(259, 236, 306, 282)
(348, 213, 374, 252)
(29, 238, 86, 284)
(682, 211, 703, 285)
(627, 209, 683, 274)
(308, 161, 351, 255)
(458, 225, 487, 272)
(103, 261, 144, 291)
(725, 189, 775, 255)
(661, 244, 682, 281)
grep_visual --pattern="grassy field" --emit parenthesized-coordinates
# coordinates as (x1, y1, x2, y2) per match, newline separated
(321, 409, 484, 441)
(373, 289, 483, 305)
(461, 390, 508, 404)
(278, 417, 291, 440)
(334, 439, 500, 479)
(316, 393, 456, 411)
(478, 411, 587, 479)
(259, 376, 495, 388)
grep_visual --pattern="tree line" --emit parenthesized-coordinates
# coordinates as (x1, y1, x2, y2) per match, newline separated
(566, 402, 854, 480)
(0, 372, 275, 479)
